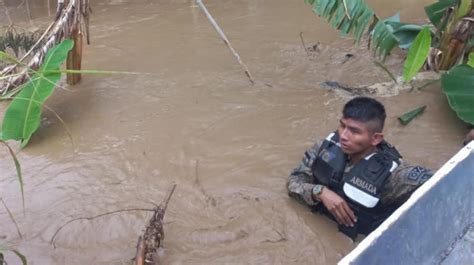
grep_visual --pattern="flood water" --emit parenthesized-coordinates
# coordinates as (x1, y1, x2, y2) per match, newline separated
(0, 0, 468, 264)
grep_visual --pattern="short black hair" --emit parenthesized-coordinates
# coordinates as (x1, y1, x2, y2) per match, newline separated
(342, 97, 386, 132)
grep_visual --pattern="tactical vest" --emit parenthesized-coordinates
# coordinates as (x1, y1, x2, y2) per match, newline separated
(311, 131, 402, 238)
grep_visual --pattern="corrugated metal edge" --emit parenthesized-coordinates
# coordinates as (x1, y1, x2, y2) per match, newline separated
(339, 141, 474, 265)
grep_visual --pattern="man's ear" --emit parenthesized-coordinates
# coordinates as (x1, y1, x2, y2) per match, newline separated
(371, 132, 384, 146)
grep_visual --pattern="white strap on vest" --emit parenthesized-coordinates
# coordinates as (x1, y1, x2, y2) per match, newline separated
(343, 183, 380, 208)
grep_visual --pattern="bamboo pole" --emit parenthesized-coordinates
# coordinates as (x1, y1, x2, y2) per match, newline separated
(66, 27, 82, 85)
(196, 0, 255, 85)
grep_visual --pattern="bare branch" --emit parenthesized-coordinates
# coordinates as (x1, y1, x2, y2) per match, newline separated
(50, 208, 155, 249)
(299, 32, 310, 57)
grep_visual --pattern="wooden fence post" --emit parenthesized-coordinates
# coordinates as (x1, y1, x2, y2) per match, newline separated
(66, 26, 82, 85)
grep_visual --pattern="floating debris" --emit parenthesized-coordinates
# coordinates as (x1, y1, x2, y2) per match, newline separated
(398, 105, 427, 125)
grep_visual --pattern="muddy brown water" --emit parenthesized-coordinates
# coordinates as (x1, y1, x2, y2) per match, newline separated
(0, 0, 468, 264)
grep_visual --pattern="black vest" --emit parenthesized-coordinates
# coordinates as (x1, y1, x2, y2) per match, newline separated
(311, 131, 402, 238)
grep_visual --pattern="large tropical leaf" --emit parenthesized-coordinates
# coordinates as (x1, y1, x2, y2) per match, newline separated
(424, 0, 456, 27)
(441, 65, 474, 125)
(306, 0, 404, 59)
(403, 27, 432, 82)
(1, 39, 74, 147)
(371, 19, 400, 59)
(391, 24, 423, 49)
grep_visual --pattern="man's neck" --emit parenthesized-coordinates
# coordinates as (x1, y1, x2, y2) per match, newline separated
(349, 146, 377, 165)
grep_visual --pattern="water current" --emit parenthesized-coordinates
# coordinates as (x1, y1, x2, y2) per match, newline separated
(0, 0, 468, 264)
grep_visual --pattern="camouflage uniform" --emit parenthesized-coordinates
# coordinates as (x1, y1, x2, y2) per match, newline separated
(287, 141, 433, 210)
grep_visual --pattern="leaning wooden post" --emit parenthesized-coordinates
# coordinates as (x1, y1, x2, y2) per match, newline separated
(66, 27, 83, 85)
(62, 0, 82, 85)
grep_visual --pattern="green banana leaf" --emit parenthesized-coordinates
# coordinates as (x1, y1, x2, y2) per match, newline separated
(403, 27, 432, 82)
(468, 52, 474, 68)
(1, 39, 74, 147)
(398, 105, 427, 125)
(424, 0, 456, 27)
(383, 12, 401, 24)
(306, 0, 401, 59)
(392, 24, 424, 49)
(441, 65, 474, 125)
(455, 0, 472, 20)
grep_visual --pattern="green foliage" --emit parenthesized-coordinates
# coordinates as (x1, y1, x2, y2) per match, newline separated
(1, 39, 74, 147)
(455, 0, 473, 19)
(371, 17, 400, 59)
(468, 52, 474, 68)
(305, 0, 426, 58)
(398, 105, 427, 125)
(441, 65, 474, 125)
(391, 24, 423, 49)
(403, 27, 432, 82)
(0, 29, 40, 57)
(424, 0, 456, 27)
(306, 0, 473, 126)
(0, 246, 27, 265)
(306, 0, 382, 57)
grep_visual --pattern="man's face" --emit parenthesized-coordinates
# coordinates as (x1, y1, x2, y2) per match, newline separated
(338, 117, 378, 155)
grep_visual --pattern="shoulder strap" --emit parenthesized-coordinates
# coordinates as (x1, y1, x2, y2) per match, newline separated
(377, 140, 402, 161)
(318, 131, 339, 154)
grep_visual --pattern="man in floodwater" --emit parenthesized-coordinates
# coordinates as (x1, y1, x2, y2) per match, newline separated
(287, 97, 433, 240)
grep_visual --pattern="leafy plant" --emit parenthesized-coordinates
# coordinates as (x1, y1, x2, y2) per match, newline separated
(468, 52, 474, 67)
(0, 38, 120, 264)
(441, 65, 474, 124)
(305, 0, 474, 125)
(1, 39, 74, 147)
(0, 28, 41, 57)
(403, 27, 432, 82)
(0, 38, 127, 264)
(424, 0, 457, 27)
(304, 0, 426, 59)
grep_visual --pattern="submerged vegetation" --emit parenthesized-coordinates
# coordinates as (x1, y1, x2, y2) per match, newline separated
(0, 27, 41, 57)
(305, 0, 474, 125)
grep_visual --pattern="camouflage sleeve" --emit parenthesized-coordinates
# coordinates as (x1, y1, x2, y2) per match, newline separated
(381, 160, 434, 206)
(287, 142, 321, 206)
